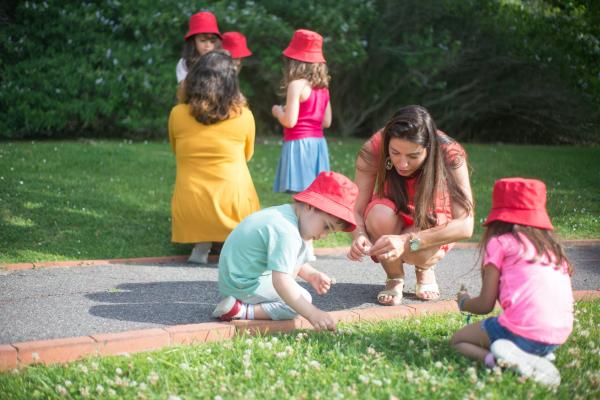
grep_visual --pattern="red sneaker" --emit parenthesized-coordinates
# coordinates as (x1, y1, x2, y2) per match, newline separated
(212, 296, 244, 321)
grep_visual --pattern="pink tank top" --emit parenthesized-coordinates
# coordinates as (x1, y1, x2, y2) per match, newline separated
(283, 87, 330, 141)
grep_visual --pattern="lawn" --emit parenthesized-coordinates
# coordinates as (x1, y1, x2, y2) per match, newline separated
(1, 139, 599, 263)
(0, 298, 598, 399)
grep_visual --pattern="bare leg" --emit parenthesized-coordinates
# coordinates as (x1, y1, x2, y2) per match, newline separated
(366, 205, 406, 305)
(450, 321, 491, 363)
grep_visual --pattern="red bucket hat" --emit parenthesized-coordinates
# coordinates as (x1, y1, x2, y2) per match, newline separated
(483, 178, 553, 230)
(293, 171, 358, 232)
(184, 11, 222, 40)
(222, 32, 252, 59)
(283, 29, 326, 63)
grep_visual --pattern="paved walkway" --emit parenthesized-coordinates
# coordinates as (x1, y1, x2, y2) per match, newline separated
(2, 245, 599, 344)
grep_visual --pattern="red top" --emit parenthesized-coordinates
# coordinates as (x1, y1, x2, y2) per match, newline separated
(283, 88, 330, 141)
(368, 130, 467, 223)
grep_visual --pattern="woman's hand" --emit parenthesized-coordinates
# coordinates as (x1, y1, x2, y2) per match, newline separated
(347, 232, 372, 261)
(369, 234, 410, 262)
(307, 270, 332, 295)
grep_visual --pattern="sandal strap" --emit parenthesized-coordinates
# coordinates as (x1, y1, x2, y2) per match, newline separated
(386, 277, 405, 283)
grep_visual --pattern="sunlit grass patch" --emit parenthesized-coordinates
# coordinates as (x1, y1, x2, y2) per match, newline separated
(1, 299, 598, 399)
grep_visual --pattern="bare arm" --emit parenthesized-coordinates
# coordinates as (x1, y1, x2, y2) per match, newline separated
(458, 264, 500, 315)
(271, 80, 306, 128)
(272, 271, 336, 331)
(244, 108, 256, 161)
(409, 161, 474, 250)
(322, 101, 332, 128)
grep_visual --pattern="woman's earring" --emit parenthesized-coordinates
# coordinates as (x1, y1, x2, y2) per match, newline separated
(385, 157, 393, 170)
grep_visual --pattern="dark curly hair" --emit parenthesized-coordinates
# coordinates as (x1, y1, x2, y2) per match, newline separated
(183, 50, 246, 124)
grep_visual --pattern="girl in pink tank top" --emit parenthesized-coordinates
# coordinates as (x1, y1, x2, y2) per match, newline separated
(272, 29, 332, 194)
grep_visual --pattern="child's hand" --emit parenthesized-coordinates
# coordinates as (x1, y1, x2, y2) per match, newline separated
(271, 105, 284, 118)
(456, 285, 470, 310)
(308, 309, 336, 332)
(308, 271, 332, 295)
(347, 233, 372, 261)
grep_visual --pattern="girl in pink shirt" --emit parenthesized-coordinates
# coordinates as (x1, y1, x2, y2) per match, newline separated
(451, 178, 573, 387)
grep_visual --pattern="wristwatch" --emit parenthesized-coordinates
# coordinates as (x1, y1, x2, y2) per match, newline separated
(409, 235, 421, 252)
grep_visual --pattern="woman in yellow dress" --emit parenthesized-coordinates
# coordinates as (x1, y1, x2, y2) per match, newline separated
(169, 50, 260, 263)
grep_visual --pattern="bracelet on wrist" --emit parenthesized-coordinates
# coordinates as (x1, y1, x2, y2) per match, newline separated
(458, 297, 468, 311)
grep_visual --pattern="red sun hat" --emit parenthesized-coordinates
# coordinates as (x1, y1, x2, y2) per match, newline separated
(483, 177, 553, 230)
(184, 11, 222, 41)
(283, 29, 326, 63)
(222, 32, 252, 59)
(293, 171, 358, 232)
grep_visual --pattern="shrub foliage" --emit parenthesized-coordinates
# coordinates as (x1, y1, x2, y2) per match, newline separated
(1, 0, 598, 143)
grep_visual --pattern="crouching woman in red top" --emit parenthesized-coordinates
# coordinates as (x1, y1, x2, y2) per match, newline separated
(348, 105, 474, 305)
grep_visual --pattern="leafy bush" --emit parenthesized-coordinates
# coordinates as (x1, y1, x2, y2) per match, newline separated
(1, 0, 598, 143)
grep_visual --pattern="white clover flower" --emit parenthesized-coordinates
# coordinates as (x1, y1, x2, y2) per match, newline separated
(309, 360, 321, 369)
(244, 370, 252, 378)
(168, 396, 182, 400)
(434, 361, 443, 369)
(148, 371, 159, 385)
(288, 369, 299, 377)
(179, 362, 189, 370)
(271, 337, 279, 343)
(367, 347, 376, 355)
(108, 389, 116, 396)
(372, 379, 383, 386)
(55, 385, 68, 396)
(91, 361, 99, 371)
(115, 367, 123, 375)
(358, 375, 369, 384)
(79, 386, 90, 397)
(139, 382, 148, 390)
(79, 364, 88, 374)
(275, 351, 287, 358)
(245, 339, 253, 345)
(64, 380, 72, 387)
(96, 384, 104, 394)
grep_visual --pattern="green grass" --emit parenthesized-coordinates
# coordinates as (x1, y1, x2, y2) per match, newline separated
(1, 139, 599, 263)
(1, 299, 598, 399)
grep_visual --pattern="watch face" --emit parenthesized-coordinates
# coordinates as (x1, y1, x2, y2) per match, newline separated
(410, 239, 420, 251)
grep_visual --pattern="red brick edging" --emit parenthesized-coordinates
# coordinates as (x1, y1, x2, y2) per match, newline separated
(2, 240, 598, 271)
(1, 289, 598, 372)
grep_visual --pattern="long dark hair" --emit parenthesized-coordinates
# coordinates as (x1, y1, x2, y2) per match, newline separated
(372, 105, 472, 229)
(183, 50, 245, 125)
(181, 34, 222, 71)
(480, 221, 573, 274)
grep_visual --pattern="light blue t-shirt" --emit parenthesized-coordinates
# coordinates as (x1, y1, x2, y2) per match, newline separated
(218, 204, 309, 300)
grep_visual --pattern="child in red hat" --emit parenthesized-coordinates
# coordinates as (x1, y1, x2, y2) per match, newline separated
(213, 171, 358, 331)
(272, 29, 332, 194)
(222, 32, 252, 73)
(451, 178, 573, 387)
(176, 11, 222, 83)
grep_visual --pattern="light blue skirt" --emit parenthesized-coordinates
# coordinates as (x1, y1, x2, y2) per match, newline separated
(273, 137, 330, 193)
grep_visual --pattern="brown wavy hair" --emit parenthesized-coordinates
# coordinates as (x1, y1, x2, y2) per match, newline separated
(480, 221, 573, 274)
(360, 105, 473, 229)
(183, 50, 246, 125)
(280, 57, 330, 93)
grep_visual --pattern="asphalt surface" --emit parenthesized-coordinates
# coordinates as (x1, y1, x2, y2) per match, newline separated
(1, 246, 599, 344)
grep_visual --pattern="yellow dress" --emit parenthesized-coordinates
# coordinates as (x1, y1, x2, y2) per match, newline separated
(168, 104, 260, 243)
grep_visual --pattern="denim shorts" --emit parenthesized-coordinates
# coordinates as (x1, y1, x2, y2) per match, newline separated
(482, 317, 559, 356)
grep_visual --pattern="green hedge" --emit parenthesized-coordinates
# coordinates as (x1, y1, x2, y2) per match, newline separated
(1, 0, 598, 143)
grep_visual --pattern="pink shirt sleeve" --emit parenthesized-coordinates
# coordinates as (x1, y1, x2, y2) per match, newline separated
(483, 236, 505, 270)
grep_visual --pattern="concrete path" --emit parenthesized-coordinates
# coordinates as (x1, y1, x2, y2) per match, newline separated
(2, 245, 599, 345)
